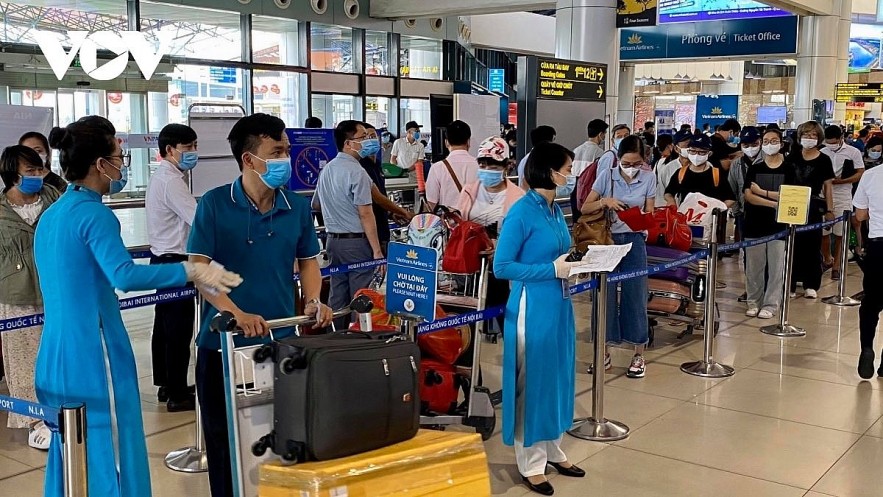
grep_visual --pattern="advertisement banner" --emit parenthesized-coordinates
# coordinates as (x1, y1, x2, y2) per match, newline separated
(658, 0, 790, 23)
(695, 95, 739, 130)
(655, 109, 676, 136)
(617, 0, 658, 28)
(286, 128, 337, 192)
(620, 15, 798, 60)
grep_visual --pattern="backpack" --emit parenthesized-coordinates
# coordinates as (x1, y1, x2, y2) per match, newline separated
(407, 213, 446, 266)
(441, 210, 493, 274)
(676, 164, 720, 187)
(577, 151, 616, 211)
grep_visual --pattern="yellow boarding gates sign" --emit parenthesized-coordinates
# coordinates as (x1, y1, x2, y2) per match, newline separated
(776, 185, 812, 225)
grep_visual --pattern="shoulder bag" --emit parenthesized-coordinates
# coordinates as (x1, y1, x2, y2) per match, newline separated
(572, 163, 615, 250)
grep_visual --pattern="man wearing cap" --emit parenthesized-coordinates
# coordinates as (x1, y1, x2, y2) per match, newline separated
(730, 127, 763, 241)
(656, 129, 692, 207)
(664, 134, 736, 207)
(391, 120, 426, 172)
(426, 120, 478, 211)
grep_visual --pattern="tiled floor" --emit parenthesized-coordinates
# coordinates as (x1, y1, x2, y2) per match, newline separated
(1, 225, 880, 496)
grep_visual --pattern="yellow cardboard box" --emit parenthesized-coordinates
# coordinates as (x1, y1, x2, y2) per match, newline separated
(259, 430, 491, 497)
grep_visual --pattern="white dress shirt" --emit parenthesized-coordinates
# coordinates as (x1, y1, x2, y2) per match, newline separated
(854, 166, 883, 238)
(391, 137, 425, 170)
(146, 160, 197, 256)
(822, 143, 865, 207)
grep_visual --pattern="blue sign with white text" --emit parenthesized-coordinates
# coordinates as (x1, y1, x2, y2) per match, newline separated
(386, 242, 438, 321)
(210, 67, 237, 84)
(489, 69, 506, 94)
(286, 128, 337, 191)
(620, 15, 797, 60)
(695, 95, 739, 129)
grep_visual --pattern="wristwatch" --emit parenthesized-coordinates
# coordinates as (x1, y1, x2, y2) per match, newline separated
(306, 298, 321, 306)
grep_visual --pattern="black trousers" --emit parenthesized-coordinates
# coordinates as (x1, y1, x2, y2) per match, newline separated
(791, 229, 823, 292)
(150, 253, 195, 400)
(860, 240, 883, 351)
(196, 348, 234, 497)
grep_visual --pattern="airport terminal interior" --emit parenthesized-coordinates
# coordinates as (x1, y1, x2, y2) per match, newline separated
(3, 0, 883, 496)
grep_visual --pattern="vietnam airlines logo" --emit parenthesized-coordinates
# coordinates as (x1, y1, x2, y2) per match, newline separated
(710, 107, 723, 115)
(627, 33, 643, 45)
(406, 249, 419, 259)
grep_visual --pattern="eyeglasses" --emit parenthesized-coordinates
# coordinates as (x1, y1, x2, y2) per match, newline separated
(761, 140, 782, 146)
(104, 152, 131, 168)
(687, 149, 710, 156)
(620, 161, 645, 168)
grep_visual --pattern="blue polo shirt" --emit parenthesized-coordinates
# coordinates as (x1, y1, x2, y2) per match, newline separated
(188, 178, 321, 350)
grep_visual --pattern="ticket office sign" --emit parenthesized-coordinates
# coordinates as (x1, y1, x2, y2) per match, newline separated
(386, 242, 438, 321)
(776, 185, 811, 225)
(536, 58, 608, 102)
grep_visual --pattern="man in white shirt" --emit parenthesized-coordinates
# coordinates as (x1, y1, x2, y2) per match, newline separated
(390, 120, 426, 172)
(426, 120, 478, 211)
(853, 164, 883, 378)
(656, 130, 693, 207)
(146, 123, 199, 412)
(517, 125, 557, 190)
(822, 125, 865, 280)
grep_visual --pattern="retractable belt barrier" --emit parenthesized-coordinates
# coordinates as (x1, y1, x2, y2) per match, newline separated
(0, 394, 60, 430)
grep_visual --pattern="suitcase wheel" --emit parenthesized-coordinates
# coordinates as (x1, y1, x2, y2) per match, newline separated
(281, 440, 305, 462)
(465, 413, 497, 441)
(253, 345, 273, 363)
(279, 354, 305, 375)
(252, 433, 275, 457)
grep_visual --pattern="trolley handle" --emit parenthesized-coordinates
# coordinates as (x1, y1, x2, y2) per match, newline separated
(210, 295, 373, 334)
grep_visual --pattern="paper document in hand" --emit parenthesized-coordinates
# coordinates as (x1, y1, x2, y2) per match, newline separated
(569, 243, 633, 276)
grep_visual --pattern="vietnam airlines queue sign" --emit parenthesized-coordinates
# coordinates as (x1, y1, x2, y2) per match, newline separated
(536, 57, 608, 102)
(835, 83, 883, 103)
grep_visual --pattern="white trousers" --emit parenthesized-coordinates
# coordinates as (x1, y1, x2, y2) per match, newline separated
(514, 291, 567, 477)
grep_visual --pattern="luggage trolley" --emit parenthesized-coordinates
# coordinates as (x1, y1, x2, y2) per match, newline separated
(406, 252, 498, 440)
(210, 299, 370, 497)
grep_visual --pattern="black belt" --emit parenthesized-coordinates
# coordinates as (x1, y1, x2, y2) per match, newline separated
(150, 253, 188, 262)
(868, 238, 883, 243)
(328, 233, 366, 239)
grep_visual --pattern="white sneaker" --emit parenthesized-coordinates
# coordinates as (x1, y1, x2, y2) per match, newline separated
(805, 289, 818, 299)
(757, 309, 775, 319)
(789, 292, 798, 298)
(28, 422, 51, 451)
(746, 308, 759, 317)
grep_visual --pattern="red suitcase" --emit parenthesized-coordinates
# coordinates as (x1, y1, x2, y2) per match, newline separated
(419, 359, 459, 414)
(648, 279, 690, 314)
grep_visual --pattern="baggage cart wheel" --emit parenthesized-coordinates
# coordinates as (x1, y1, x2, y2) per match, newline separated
(468, 414, 496, 441)
(253, 344, 273, 363)
(252, 434, 275, 457)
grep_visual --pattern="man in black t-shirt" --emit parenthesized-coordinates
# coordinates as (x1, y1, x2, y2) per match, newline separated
(360, 123, 414, 254)
(664, 134, 736, 207)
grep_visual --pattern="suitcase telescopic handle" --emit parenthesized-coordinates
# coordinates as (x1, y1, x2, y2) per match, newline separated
(209, 295, 374, 334)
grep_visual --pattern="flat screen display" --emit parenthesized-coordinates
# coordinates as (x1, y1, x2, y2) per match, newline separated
(756, 106, 787, 124)
(658, 0, 792, 23)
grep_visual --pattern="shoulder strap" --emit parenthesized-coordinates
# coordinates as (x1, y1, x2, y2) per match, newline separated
(677, 164, 689, 184)
(712, 167, 720, 187)
(442, 159, 462, 192)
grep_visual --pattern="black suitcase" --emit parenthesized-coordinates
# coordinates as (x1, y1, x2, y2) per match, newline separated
(253, 333, 421, 462)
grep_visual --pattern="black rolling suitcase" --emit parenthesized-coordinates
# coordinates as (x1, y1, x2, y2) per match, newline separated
(252, 333, 421, 462)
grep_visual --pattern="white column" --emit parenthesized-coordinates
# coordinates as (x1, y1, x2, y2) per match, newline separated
(555, 0, 620, 122)
(794, 0, 850, 124)
(617, 63, 635, 128)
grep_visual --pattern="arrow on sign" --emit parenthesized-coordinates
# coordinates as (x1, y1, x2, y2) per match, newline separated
(597, 86, 604, 98)
(598, 68, 604, 80)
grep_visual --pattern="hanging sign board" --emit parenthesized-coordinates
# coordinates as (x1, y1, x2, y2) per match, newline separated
(617, 0, 658, 28)
(835, 83, 883, 103)
(776, 185, 811, 225)
(386, 242, 438, 321)
(536, 57, 608, 102)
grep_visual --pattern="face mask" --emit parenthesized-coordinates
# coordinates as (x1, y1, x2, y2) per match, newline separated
(553, 170, 576, 197)
(174, 150, 199, 171)
(728, 135, 741, 146)
(38, 153, 48, 165)
(800, 138, 818, 149)
(826, 142, 842, 152)
(17, 175, 43, 195)
(381, 133, 390, 145)
(761, 144, 781, 156)
(620, 165, 639, 178)
(742, 146, 760, 158)
(358, 138, 381, 158)
(688, 153, 708, 167)
(613, 138, 623, 150)
(870, 151, 882, 160)
(250, 154, 292, 189)
(412, 131, 421, 141)
(102, 160, 128, 195)
(477, 169, 505, 188)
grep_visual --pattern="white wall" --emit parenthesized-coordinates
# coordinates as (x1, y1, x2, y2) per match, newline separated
(468, 13, 555, 55)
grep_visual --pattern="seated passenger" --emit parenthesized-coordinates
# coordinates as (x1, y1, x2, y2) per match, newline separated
(664, 134, 736, 208)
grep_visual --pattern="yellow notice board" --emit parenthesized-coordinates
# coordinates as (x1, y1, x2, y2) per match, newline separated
(776, 185, 812, 225)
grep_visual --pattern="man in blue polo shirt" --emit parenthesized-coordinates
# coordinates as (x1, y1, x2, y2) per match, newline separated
(188, 113, 333, 497)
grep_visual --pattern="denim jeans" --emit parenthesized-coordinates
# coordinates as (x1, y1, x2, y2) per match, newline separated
(606, 232, 649, 346)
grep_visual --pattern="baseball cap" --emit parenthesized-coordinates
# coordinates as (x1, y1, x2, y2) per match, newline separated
(673, 129, 693, 145)
(689, 134, 713, 151)
(405, 121, 422, 130)
(740, 126, 761, 145)
(477, 136, 510, 163)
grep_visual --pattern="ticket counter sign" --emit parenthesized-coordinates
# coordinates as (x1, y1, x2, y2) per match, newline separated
(777, 185, 811, 225)
(835, 83, 883, 103)
(386, 242, 438, 321)
(536, 57, 608, 102)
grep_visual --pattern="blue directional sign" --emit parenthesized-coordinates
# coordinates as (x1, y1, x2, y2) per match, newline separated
(489, 69, 506, 94)
(386, 242, 438, 321)
(209, 67, 237, 84)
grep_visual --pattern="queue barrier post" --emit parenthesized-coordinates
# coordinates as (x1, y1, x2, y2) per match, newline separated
(61, 403, 88, 497)
(681, 210, 735, 378)
(568, 272, 630, 442)
(761, 225, 806, 337)
(164, 296, 209, 473)
(822, 210, 861, 307)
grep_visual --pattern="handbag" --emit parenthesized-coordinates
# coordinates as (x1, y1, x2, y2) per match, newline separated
(647, 205, 692, 252)
(440, 209, 493, 274)
(572, 162, 615, 250)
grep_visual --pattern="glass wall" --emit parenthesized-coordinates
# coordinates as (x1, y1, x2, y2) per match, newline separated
(252, 16, 302, 67)
(400, 36, 442, 80)
(365, 31, 390, 76)
(365, 96, 391, 129)
(311, 24, 354, 73)
(140, 2, 242, 61)
(253, 70, 308, 127)
(311, 94, 357, 127)
(400, 98, 430, 137)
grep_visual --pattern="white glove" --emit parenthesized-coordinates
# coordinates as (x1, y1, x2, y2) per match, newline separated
(553, 254, 582, 280)
(183, 261, 243, 295)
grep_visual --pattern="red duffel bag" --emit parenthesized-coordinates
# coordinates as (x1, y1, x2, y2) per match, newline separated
(647, 205, 692, 252)
(420, 358, 460, 414)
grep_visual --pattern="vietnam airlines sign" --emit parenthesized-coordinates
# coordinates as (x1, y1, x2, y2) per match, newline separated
(36, 31, 173, 81)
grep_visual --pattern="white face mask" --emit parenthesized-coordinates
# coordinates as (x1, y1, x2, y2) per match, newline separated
(869, 150, 882, 160)
(825, 141, 843, 152)
(800, 138, 818, 149)
(688, 153, 708, 167)
(762, 144, 781, 156)
(620, 165, 638, 178)
(742, 146, 760, 158)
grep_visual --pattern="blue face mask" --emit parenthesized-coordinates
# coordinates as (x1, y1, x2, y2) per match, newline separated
(359, 138, 381, 158)
(477, 169, 505, 188)
(251, 154, 291, 189)
(728, 135, 741, 145)
(412, 131, 421, 141)
(554, 170, 576, 197)
(176, 150, 199, 171)
(17, 175, 43, 195)
(102, 160, 128, 194)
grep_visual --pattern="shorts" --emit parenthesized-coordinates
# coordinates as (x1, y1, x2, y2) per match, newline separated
(823, 200, 852, 237)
